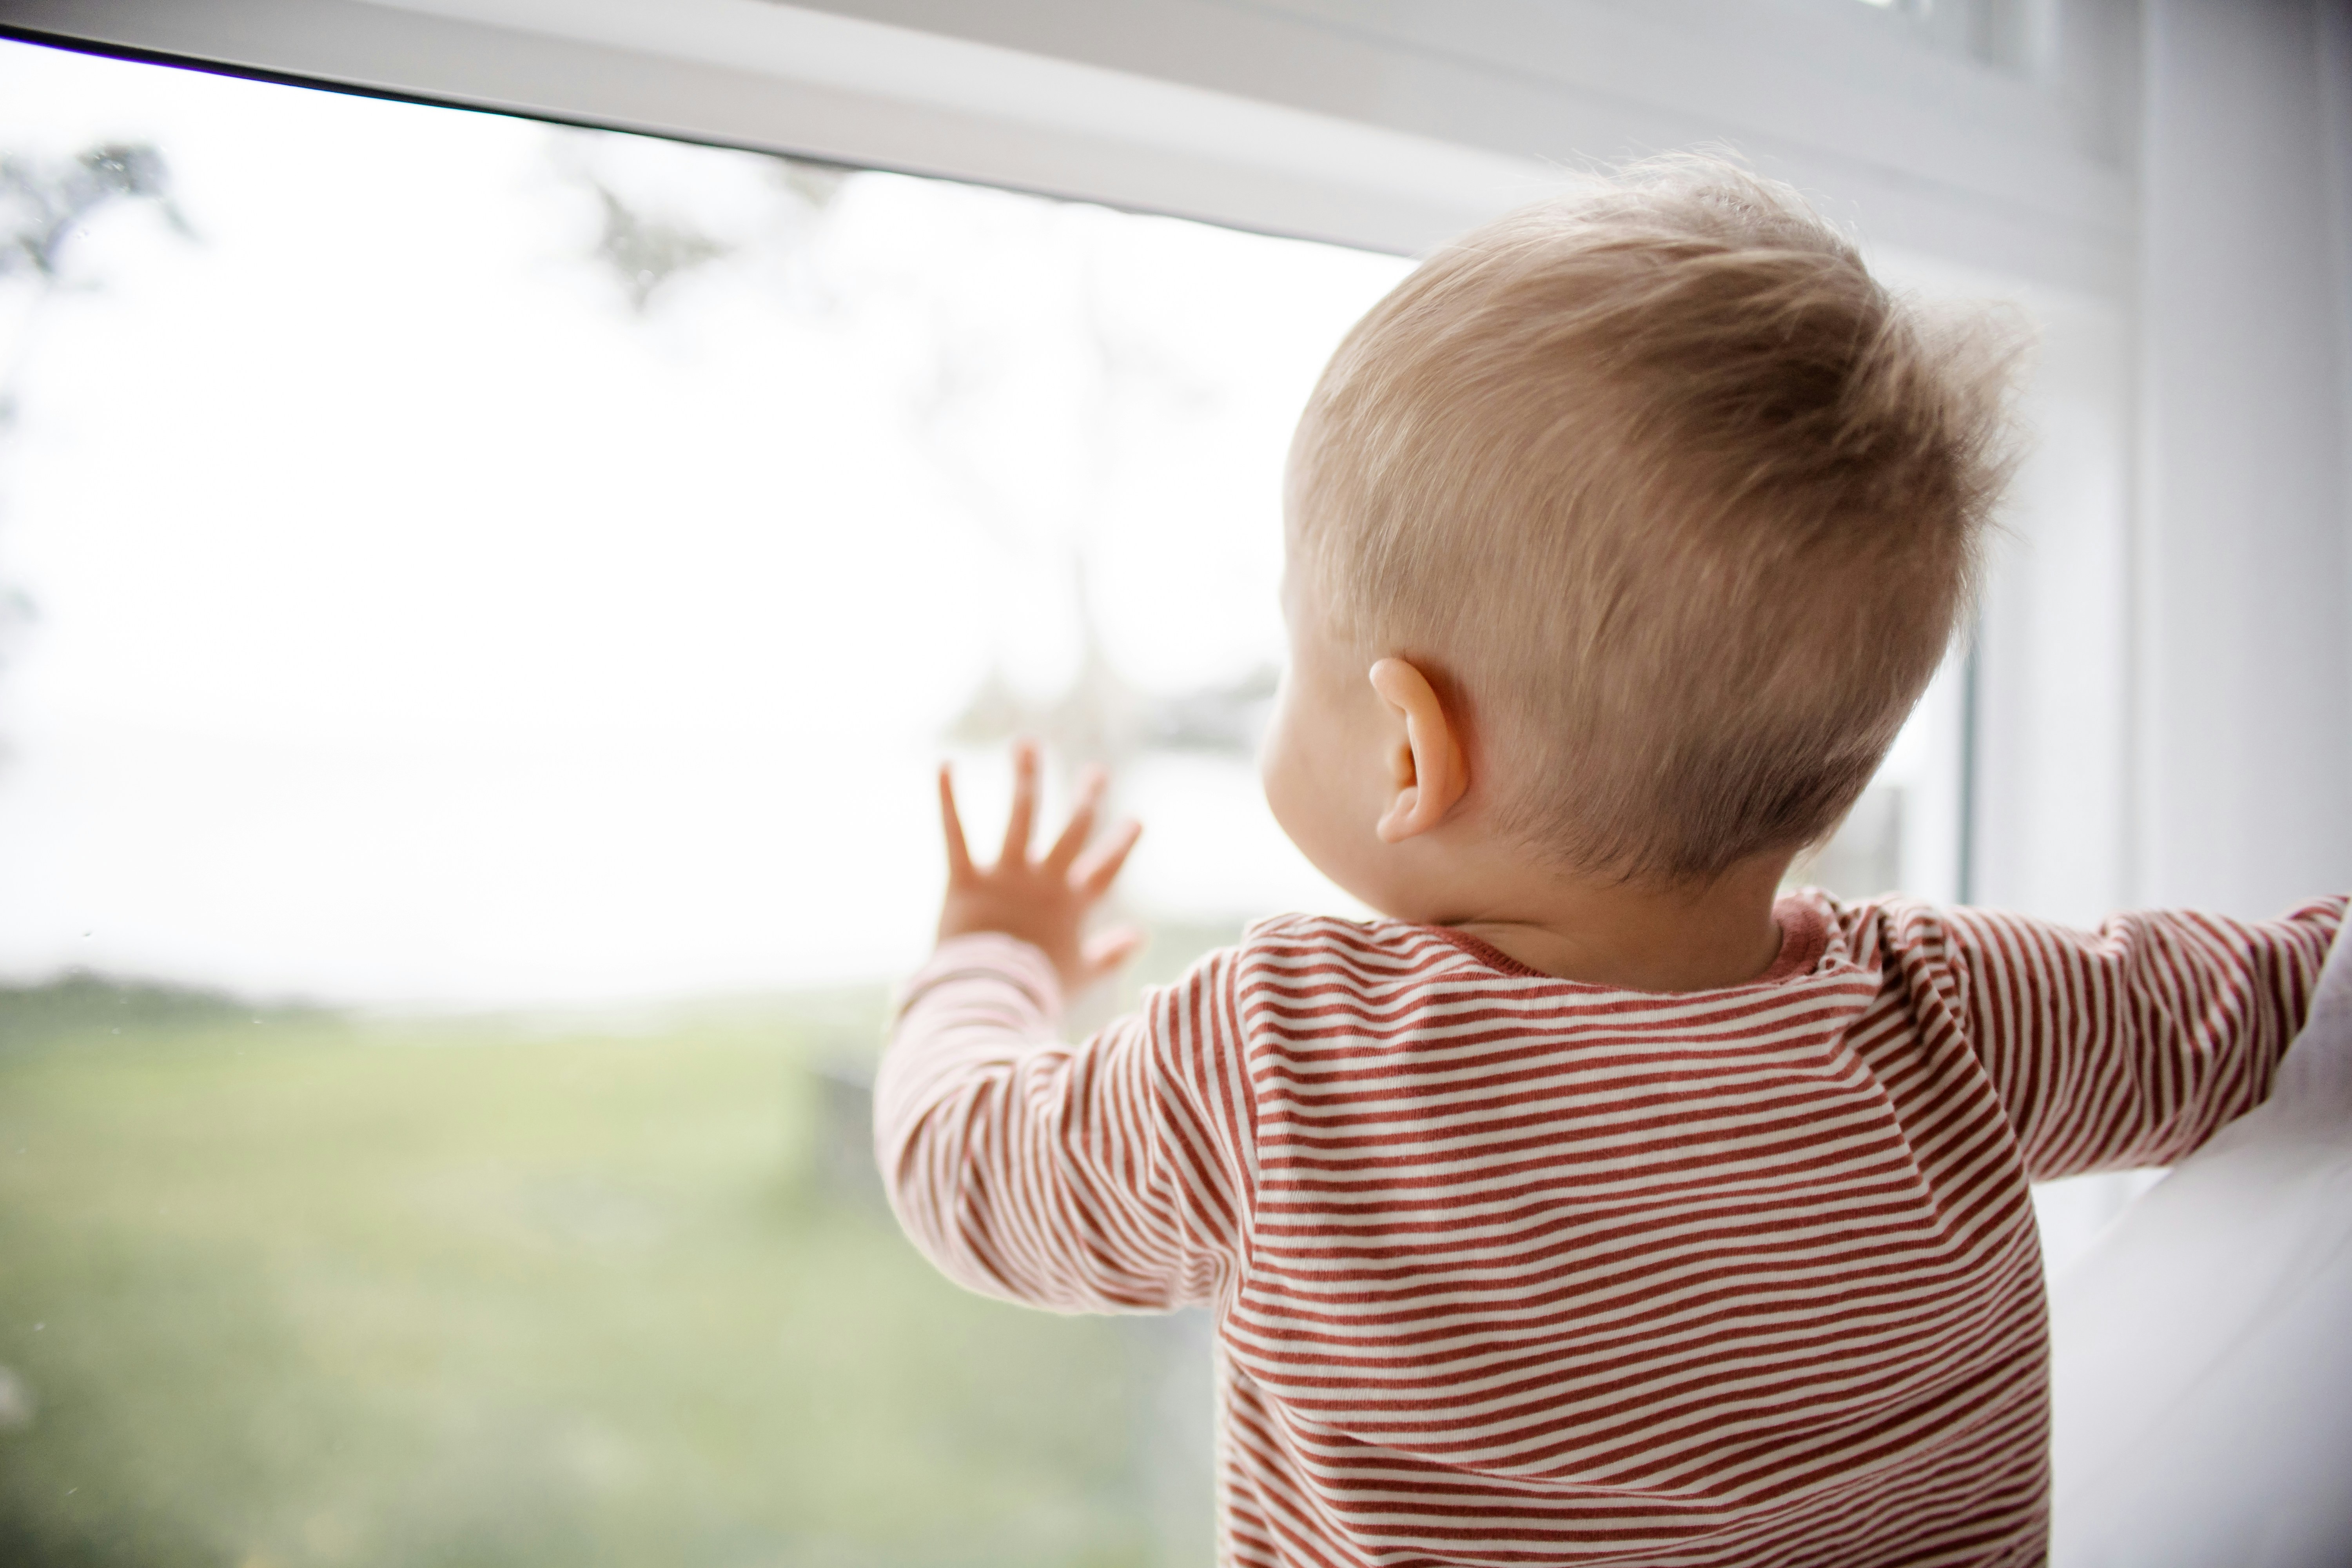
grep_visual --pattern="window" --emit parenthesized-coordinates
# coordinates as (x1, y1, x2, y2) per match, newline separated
(0, 35, 1968, 1563)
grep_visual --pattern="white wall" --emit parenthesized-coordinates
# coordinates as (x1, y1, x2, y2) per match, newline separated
(1975, 289, 2139, 922)
(2136, 0, 2352, 917)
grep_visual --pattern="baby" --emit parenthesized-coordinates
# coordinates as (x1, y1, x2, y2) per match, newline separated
(874, 158, 2343, 1567)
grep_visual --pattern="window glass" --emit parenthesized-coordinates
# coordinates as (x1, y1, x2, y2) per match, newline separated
(0, 39, 1404, 1563)
(0, 36, 1962, 1564)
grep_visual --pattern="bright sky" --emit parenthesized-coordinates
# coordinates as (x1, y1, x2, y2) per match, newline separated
(0, 39, 1410, 1007)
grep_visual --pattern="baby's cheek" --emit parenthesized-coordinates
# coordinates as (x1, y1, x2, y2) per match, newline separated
(1258, 722, 1307, 838)
(1259, 716, 1316, 840)
(1258, 677, 1304, 799)
(1261, 723, 1356, 890)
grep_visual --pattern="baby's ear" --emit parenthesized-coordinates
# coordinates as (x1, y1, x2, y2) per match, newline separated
(1368, 659, 1468, 843)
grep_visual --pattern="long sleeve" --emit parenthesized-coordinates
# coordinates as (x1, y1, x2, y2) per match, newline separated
(1903, 896, 2347, 1179)
(872, 933, 1246, 1315)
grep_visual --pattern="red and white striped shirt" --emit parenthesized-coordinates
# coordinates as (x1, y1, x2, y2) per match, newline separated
(877, 891, 2343, 1566)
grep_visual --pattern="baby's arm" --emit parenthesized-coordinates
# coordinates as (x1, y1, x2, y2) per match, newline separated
(1920, 897, 2347, 1178)
(873, 747, 1238, 1314)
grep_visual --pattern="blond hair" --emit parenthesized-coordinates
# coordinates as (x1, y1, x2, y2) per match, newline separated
(1289, 156, 2020, 883)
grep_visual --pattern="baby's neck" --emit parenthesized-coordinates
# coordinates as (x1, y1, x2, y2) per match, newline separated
(1443, 852, 1795, 992)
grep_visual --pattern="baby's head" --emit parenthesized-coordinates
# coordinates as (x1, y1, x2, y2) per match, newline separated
(1263, 156, 2018, 916)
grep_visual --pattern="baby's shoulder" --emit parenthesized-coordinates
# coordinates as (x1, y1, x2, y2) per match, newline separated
(1783, 886, 1958, 965)
(1229, 913, 1523, 989)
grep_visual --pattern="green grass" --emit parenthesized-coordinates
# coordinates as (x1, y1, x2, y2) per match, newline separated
(0, 979, 1212, 1567)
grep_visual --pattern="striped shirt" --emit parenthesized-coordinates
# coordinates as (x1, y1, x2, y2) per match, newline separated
(876, 891, 2344, 1566)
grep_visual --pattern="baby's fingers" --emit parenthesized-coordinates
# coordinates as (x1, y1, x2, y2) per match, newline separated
(999, 741, 1040, 866)
(1044, 765, 1108, 875)
(1072, 818, 1143, 899)
(937, 764, 975, 883)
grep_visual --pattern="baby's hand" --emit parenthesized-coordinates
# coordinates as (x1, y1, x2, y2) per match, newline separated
(936, 742, 1144, 995)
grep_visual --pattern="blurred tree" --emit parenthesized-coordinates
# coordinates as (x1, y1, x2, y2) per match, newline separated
(550, 129, 845, 315)
(0, 140, 195, 714)
(0, 142, 189, 275)
(934, 258, 1270, 772)
(550, 131, 1272, 770)
(1, 140, 193, 419)
(589, 182, 730, 314)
